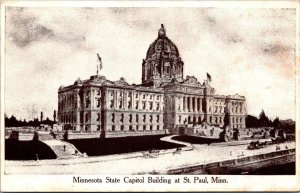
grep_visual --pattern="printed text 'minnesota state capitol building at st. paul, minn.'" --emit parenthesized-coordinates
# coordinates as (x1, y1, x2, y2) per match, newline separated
(57, 25, 247, 136)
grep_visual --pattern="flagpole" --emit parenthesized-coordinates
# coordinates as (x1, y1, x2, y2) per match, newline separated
(96, 54, 99, 76)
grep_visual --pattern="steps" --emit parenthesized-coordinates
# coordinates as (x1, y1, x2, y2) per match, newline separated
(42, 139, 84, 159)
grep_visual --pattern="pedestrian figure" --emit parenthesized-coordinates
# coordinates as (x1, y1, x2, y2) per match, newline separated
(285, 145, 288, 150)
(63, 145, 66, 152)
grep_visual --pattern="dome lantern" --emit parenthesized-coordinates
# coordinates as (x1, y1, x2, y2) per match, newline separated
(158, 24, 166, 38)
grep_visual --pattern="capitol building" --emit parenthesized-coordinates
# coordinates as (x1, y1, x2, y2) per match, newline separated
(58, 25, 247, 136)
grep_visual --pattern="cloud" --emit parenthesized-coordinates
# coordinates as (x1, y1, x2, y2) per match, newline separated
(8, 8, 54, 47)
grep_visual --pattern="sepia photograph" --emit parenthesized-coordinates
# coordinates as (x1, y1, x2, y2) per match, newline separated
(1, 0, 299, 192)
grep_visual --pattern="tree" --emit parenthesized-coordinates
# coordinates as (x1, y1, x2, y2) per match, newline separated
(258, 110, 271, 127)
(245, 115, 259, 128)
(272, 117, 281, 129)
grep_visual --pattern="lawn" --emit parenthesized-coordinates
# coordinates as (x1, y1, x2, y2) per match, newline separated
(5, 139, 57, 160)
(67, 134, 185, 156)
(172, 135, 221, 144)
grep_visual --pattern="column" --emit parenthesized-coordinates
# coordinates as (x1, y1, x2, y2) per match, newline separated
(189, 97, 192, 112)
(183, 97, 186, 112)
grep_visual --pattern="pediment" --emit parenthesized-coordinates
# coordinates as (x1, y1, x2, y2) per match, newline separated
(183, 75, 202, 86)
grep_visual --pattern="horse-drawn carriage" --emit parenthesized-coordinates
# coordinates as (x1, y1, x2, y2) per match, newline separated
(142, 149, 160, 158)
(247, 140, 268, 150)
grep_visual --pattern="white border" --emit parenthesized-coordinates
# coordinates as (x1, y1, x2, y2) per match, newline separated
(1, 1, 299, 192)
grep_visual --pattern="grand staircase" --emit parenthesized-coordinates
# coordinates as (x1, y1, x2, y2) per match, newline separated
(42, 139, 84, 159)
(37, 132, 84, 159)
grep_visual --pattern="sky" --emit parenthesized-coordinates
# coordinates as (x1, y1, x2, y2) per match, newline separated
(5, 7, 296, 121)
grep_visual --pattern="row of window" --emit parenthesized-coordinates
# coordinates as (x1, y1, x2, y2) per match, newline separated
(111, 124, 161, 131)
(231, 117, 243, 124)
(109, 100, 163, 111)
(109, 90, 162, 100)
(85, 90, 101, 97)
(58, 93, 76, 111)
(60, 114, 76, 124)
(111, 113, 161, 124)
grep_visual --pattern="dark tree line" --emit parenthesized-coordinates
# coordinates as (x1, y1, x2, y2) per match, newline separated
(5, 114, 55, 128)
(245, 110, 295, 133)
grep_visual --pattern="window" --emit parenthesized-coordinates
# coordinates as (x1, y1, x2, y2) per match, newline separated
(157, 115, 159, 123)
(179, 115, 181, 123)
(129, 114, 132, 123)
(156, 102, 160, 110)
(96, 99, 100, 108)
(118, 101, 122, 108)
(120, 114, 124, 123)
(143, 125, 146, 130)
(97, 125, 100, 131)
(110, 99, 114, 108)
(120, 125, 124, 131)
(129, 125, 133, 131)
(135, 93, 138, 98)
(142, 101, 146, 110)
(112, 125, 115, 131)
(136, 125, 139, 130)
(128, 101, 131, 109)
(97, 113, 100, 121)
(112, 113, 115, 123)
(149, 102, 153, 110)
(86, 99, 90, 108)
(156, 95, 159, 100)
(136, 114, 139, 122)
(135, 101, 139, 110)
(150, 125, 153, 130)
(85, 113, 88, 122)
(143, 94, 145, 99)
(86, 91, 90, 96)
(157, 125, 159, 130)
(150, 95, 152, 99)
(143, 115, 146, 123)
(150, 115, 153, 123)
(97, 90, 100, 96)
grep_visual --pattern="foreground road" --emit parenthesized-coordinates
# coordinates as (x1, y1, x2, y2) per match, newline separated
(5, 139, 295, 175)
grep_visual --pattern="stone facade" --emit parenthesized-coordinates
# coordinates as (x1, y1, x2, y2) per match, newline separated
(58, 25, 247, 134)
